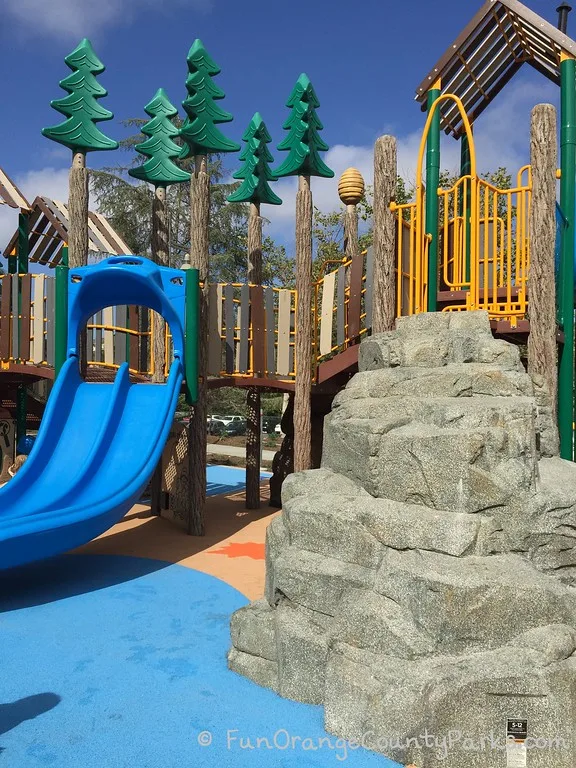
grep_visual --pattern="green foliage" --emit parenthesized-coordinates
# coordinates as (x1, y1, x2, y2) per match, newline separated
(180, 40, 240, 158)
(129, 89, 190, 187)
(228, 113, 282, 206)
(274, 74, 334, 179)
(206, 388, 283, 418)
(42, 38, 118, 154)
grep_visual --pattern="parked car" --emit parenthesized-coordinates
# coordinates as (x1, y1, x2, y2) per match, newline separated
(263, 416, 281, 434)
(207, 418, 226, 436)
(224, 419, 246, 436)
(274, 423, 283, 435)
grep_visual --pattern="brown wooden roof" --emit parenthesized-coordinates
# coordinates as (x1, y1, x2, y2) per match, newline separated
(0, 168, 30, 210)
(416, 0, 576, 138)
(3, 196, 132, 267)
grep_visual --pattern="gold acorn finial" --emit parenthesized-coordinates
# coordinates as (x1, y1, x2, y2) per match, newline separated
(338, 167, 365, 206)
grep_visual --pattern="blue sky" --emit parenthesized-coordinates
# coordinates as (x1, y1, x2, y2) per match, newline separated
(0, 0, 565, 267)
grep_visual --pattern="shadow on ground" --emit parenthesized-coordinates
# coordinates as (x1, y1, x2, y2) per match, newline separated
(0, 693, 61, 753)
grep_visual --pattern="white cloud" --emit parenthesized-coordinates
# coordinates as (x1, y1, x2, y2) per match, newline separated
(0, 167, 70, 267)
(265, 75, 559, 244)
(4, 0, 212, 39)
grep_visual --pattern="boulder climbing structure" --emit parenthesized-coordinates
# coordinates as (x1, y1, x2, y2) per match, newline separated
(230, 311, 576, 768)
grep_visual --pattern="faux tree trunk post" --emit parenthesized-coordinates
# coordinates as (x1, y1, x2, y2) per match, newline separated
(372, 136, 397, 333)
(272, 74, 333, 474)
(128, 88, 192, 516)
(69, 150, 89, 373)
(68, 151, 89, 268)
(294, 174, 313, 472)
(227, 112, 282, 506)
(528, 104, 559, 437)
(246, 202, 263, 509)
(338, 167, 365, 263)
(188, 155, 210, 535)
(151, 184, 169, 384)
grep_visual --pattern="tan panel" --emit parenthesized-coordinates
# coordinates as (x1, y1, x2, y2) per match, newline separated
(319, 270, 336, 357)
(93, 212, 132, 254)
(32, 275, 45, 363)
(207, 284, 222, 375)
(103, 306, 114, 365)
(276, 290, 291, 376)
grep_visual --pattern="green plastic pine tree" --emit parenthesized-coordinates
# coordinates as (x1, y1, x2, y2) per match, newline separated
(227, 113, 282, 206)
(129, 89, 190, 187)
(179, 39, 240, 158)
(42, 38, 118, 153)
(274, 73, 333, 179)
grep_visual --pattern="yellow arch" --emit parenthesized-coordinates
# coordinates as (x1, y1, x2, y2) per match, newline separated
(414, 94, 478, 308)
(415, 94, 477, 185)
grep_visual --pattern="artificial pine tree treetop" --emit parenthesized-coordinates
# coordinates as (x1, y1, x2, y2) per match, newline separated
(42, 38, 118, 154)
(274, 73, 334, 179)
(129, 89, 190, 187)
(228, 113, 282, 206)
(179, 39, 240, 158)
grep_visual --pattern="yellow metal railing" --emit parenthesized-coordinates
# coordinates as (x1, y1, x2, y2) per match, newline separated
(391, 91, 533, 325)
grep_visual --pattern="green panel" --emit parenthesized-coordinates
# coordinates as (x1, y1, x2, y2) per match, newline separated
(559, 57, 576, 460)
(18, 212, 29, 274)
(42, 38, 118, 153)
(460, 133, 472, 283)
(129, 89, 191, 187)
(228, 113, 282, 206)
(55, 264, 69, 377)
(273, 74, 334, 179)
(425, 87, 441, 312)
(179, 39, 240, 158)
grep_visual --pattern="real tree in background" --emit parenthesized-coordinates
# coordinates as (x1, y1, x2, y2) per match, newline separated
(180, 39, 239, 535)
(129, 88, 190, 385)
(42, 38, 118, 269)
(228, 112, 282, 509)
(274, 73, 334, 473)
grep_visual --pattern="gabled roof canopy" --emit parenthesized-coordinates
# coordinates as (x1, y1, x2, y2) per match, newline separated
(416, 0, 576, 138)
(3, 196, 132, 267)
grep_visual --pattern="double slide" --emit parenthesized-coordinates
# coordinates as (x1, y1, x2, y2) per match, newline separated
(0, 257, 190, 570)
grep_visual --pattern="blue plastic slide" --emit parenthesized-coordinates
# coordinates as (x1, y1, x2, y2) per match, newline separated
(0, 257, 188, 570)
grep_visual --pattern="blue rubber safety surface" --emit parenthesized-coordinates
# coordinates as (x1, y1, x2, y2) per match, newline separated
(206, 464, 272, 497)
(0, 555, 400, 768)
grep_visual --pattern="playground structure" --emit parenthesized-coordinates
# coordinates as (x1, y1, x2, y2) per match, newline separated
(1, 2, 576, 768)
(0, 0, 575, 530)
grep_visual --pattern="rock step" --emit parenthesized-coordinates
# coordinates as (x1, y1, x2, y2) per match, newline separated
(336, 364, 533, 403)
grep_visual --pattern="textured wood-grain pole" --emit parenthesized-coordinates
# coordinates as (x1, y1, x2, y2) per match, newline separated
(149, 184, 169, 516)
(339, 168, 365, 291)
(294, 175, 313, 472)
(187, 156, 210, 535)
(246, 202, 263, 509)
(151, 185, 169, 383)
(372, 136, 397, 333)
(69, 150, 89, 372)
(68, 151, 89, 268)
(528, 104, 559, 435)
(343, 206, 359, 262)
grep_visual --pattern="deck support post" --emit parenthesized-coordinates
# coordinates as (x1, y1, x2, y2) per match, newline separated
(559, 55, 576, 460)
(294, 175, 313, 473)
(246, 203, 263, 509)
(528, 104, 559, 448)
(372, 136, 397, 333)
(426, 80, 441, 312)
